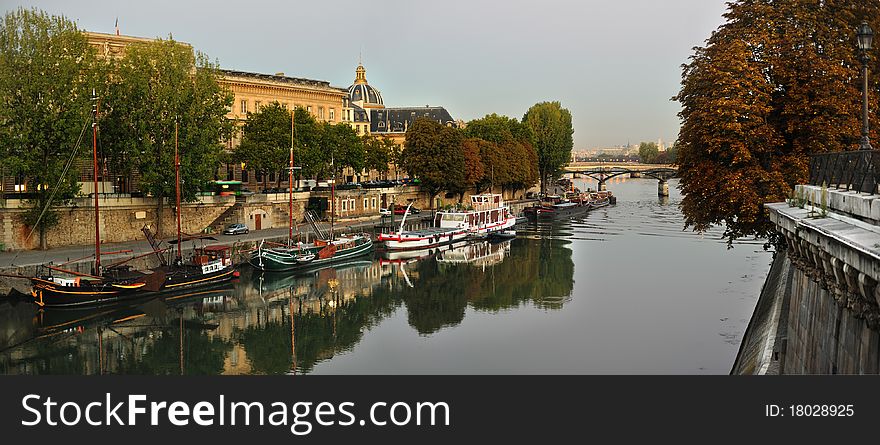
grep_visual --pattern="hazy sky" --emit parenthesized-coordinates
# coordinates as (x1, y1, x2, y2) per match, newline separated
(8, 0, 729, 149)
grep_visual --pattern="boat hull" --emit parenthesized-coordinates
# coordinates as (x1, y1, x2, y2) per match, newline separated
(249, 237, 374, 272)
(32, 266, 237, 308)
(379, 229, 470, 251)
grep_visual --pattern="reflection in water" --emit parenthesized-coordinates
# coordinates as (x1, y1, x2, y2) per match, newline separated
(0, 234, 573, 375)
(1, 178, 771, 374)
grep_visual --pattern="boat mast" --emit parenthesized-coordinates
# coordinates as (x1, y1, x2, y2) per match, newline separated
(289, 111, 298, 247)
(92, 89, 101, 275)
(330, 154, 335, 240)
(175, 120, 182, 262)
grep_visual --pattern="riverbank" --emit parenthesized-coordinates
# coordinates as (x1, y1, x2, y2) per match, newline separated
(0, 213, 426, 295)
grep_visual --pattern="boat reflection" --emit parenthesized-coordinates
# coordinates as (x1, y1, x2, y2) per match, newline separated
(0, 231, 575, 375)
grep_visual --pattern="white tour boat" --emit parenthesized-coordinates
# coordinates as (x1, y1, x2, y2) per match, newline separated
(378, 194, 517, 251)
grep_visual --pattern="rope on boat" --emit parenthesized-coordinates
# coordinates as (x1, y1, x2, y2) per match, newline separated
(11, 117, 90, 265)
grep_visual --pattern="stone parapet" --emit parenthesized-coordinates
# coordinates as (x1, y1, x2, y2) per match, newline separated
(767, 202, 880, 328)
(794, 184, 880, 224)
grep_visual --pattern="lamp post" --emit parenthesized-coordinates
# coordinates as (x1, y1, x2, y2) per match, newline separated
(858, 21, 874, 150)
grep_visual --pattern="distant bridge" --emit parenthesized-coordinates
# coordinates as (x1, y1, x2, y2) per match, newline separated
(563, 163, 678, 196)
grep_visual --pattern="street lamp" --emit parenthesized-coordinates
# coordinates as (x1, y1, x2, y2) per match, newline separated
(858, 21, 874, 150)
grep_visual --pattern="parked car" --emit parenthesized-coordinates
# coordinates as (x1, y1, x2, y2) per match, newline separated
(392, 204, 420, 215)
(337, 182, 361, 190)
(223, 223, 249, 235)
(379, 208, 392, 216)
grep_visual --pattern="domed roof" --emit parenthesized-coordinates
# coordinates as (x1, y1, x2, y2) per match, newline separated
(347, 64, 384, 109)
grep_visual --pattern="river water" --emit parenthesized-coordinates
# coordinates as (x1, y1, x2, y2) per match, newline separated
(0, 178, 772, 375)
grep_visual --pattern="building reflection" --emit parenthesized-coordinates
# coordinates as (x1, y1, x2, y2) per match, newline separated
(0, 233, 574, 375)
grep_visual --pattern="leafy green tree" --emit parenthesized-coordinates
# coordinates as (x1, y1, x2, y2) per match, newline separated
(667, 142, 678, 163)
(638, 142, 659, 164)
(386, 138, 403, 179)
(291, 107, 323, 180)
(674, 0, 880, 244)
(363, 135, 391, 178)
(463, 113, 533, 145)
(0, 8, 102, 249)
(402, 118, 465, 209)
(522, 102, 574, 193)
(102, 36, 233, 237)
(233, 102, 290, 191)
(320, 122, 364, 180)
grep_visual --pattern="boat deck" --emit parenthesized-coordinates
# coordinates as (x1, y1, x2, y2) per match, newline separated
(397, 227, 460, 236)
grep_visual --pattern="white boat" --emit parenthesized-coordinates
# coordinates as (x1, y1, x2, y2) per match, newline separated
(378, 194, 517, 250)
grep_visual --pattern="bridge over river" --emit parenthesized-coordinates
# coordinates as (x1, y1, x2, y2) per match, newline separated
(564, 163, 678, 196)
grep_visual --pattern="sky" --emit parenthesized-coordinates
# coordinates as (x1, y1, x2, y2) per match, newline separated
(7, 0, 730, 149)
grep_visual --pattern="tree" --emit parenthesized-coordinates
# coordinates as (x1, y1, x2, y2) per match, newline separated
(233, 102, 290, 191)
(522, 102, 574, 193)
(464, 114, 538, 193)
(457, 138, 486, 200)
(291, 107, 323, 180)
(320, 122, 364, 180)
(674, 0, 880, 244)
(102, 36, 233, 237)
(0, 8, 102, 249)
(363, 135, 391, 178)
(402, 118, 465, 209)
(667, 142, 679, 164)
(638, 142, 659, 164)
(464, 113, 532, 145)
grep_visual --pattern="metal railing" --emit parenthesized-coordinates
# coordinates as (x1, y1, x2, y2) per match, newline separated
(809, 150, 880, 194)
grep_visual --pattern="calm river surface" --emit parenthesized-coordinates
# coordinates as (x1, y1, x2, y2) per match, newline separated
(0, 178, 772, 374)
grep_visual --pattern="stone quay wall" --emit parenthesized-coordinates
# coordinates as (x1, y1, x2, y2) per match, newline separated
(734, 185, 880, 374)
(0, 195, 235, 251)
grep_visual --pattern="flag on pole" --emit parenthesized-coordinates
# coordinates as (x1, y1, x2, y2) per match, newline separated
(115, 18, 119, 36)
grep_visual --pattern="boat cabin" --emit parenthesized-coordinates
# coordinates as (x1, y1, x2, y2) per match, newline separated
(192, 245, 233, 268)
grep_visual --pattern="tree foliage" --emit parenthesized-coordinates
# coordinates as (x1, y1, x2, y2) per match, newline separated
(463, 114, 539, 193)
(0, 8, 101, 249)
(320, 122, 364, 179)
(674, 0, 880, 244)
(363, 135, 393, 177)
(102, 36, 233, 236)
(638, 142, 659, 164)
(401, 118, 465, 204)
(291, 107, 323, 179)
(522, 101, 574, 193)
(233, 101, 290, 190)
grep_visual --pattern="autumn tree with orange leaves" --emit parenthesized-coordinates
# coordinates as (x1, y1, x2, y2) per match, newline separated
(675, 0, 880, 245)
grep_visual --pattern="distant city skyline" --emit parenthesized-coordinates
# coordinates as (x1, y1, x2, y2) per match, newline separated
(7, 0, 729, 148)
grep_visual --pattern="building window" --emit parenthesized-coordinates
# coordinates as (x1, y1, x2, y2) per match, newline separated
(255, 100, 262, 111)
(241, 169, 249, 183)
(342, 200, 347, 211)
(255, 171, 263, 184)
(349, 199, 355, 211)
(364, 198, 368, 209)
(319, 107, 324, 119)
(371, 197, 377, 209)
(307, 106, 312, 114)
(240, 99, 248, 114)
(356, 125, 361, 135)
(329, 108, 335, 121)
(14, 174, 26, 192)
(269, 172, 275, 183)
(226, 164, 233, 180)
(281, 103, 288, 109)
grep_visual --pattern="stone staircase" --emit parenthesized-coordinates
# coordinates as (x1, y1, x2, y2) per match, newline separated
(208, 202, 243, 233)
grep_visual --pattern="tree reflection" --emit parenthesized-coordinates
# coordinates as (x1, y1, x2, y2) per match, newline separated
(1, 233, 574, 375)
